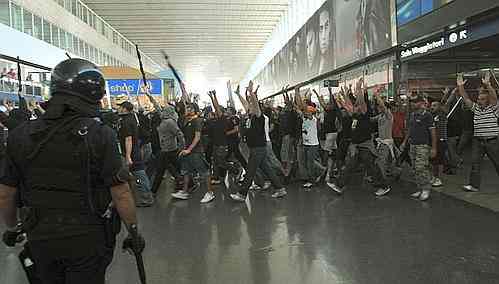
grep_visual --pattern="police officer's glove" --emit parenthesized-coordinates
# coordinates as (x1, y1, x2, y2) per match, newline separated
(2, 223, 23, 247)
(122, 224, 145, 255)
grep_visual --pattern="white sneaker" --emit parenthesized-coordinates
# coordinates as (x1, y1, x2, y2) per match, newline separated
(303, 182, 313, 188)
(410, 191, 421, 198)
(230, 192, 247, 202)
(432, 178, 443, 187)
(375, 186, 391, 197)
(326, 182, 343, 194)
(463, 185, 479, 192)
(419, 190, 430, 201)
(171, 190, 190, 200)
(200, 191, 215, 204)
(272, 188, 287, 198)
(430, 177, 436, 184)
(249, 182, 262, 190)
(211, 179, 221, 185)
(263, 181, 272, 190)
(224, 173, 230, 188)
(238, 169, 246, 182)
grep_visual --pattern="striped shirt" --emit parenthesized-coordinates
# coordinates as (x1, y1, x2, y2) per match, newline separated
(472, 103, 499, 137)
(434, 111, 448, 141)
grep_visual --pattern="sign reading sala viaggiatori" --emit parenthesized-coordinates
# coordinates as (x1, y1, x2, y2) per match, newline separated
(400, 29, 468, 60)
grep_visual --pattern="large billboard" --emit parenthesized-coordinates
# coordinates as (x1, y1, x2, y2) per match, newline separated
(254, 0, 393, 96)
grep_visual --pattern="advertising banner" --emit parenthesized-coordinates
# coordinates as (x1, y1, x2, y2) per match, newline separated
(254, 0, 393, 96)
(106, 79, 163, 97)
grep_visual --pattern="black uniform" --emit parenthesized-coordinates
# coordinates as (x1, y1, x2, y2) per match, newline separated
(0, 59, 133, 284)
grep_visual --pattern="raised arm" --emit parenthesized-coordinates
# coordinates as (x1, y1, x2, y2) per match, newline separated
(235, 84, 249, 113)
(456, 73, 473, 108)
(443, 87, 458, 113)
(247, 81, 261, 117)
(313, 89, 327, 110)
(294, 87, 305, 113)
(354, 78, 367, 114)
(483, 70, 498, 105)
(374, 86, 387, 114)
(208, 90, 222, 117)
(145, 89, 162, 112)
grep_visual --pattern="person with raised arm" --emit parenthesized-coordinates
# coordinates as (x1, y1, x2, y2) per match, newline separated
(457, 72, 499, 192)
(279, 86, 299, 178)
(230, 81, 287, 202)
(370, 86, 395, 196)
(327, 78, 377, 195)
(314, 87, 340, 182)
(170, 78, 214, 203)
(206, 90, 232, 189)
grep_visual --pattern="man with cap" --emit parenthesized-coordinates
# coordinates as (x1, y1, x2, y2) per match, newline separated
(402, 94, 437, 201)
(0, 58, 144, 283)
(118, 101, 154, 207)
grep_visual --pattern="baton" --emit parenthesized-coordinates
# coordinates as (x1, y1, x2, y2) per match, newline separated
(127, 227, 147, 284)
(17, 57, 22, 96)
(133, 251, 147, 284)
(447, 96, 463, 119)
(161, 50, 183, 85)
(135, 44, 148, 92)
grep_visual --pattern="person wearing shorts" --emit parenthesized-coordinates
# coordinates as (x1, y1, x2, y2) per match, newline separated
(172, 104, 215, 204)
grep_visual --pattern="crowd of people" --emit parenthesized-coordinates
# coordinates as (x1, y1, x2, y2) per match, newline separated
(101, 70, 498, 206)
(0, 57, 497, 283)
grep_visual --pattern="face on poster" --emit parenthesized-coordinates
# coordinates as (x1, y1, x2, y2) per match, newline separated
(334, 0, 360, 67)
(253, 0, 391, 96)
(318, 1, 335, 75)
(306, 16, 319, 79)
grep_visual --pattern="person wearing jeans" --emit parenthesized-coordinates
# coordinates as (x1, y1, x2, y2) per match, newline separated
(118, 101, 154, 207)
(231, 81, 287, 201)
(300, 106, 327, 189)
(457, 72, 499, 192)
(150, 105, 184, 194)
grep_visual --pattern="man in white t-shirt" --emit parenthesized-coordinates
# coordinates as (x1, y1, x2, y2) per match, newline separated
(301, 105, 327, 189)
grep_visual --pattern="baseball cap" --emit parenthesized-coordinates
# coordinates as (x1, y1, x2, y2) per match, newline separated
(118, 101, 134, 111)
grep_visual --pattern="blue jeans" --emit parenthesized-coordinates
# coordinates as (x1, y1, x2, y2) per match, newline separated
(132, 169, 154, 204)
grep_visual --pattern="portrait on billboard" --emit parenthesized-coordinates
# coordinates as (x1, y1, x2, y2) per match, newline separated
(277, 45, 288, 88)
(334, 0, 360, 67)
(356, 0, 392, 58)
(318, 1, 335, 75)
(334, 0, 391, 67)
(292, 27, 307, 84)
(305, 15, 320, 80)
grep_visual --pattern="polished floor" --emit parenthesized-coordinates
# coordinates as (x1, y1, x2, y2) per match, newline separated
(2, 164, 499, 284)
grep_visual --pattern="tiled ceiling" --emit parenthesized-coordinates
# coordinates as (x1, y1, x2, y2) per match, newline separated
(83, 0, 289, 86)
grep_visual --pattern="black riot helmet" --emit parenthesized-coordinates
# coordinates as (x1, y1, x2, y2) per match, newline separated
(50, 58, 106, 104)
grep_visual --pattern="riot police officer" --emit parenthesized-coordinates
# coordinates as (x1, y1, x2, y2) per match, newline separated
(0, 58, 145, 284)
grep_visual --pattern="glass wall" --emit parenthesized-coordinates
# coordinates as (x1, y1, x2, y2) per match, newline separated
(42, 19, 51, 45)
(23, 9, 32, 36)
(0, 0, 157, 69)
(11, 2, 22, 31)
(0, 1, 9, 26)
(33, 14, 42, 40)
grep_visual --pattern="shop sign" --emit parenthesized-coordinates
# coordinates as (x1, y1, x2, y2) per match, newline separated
(106, 79, 163, 96)
(400, 29, 468, 59)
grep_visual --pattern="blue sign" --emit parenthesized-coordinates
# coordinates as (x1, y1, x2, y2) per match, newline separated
(106, 79, 163, 96)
